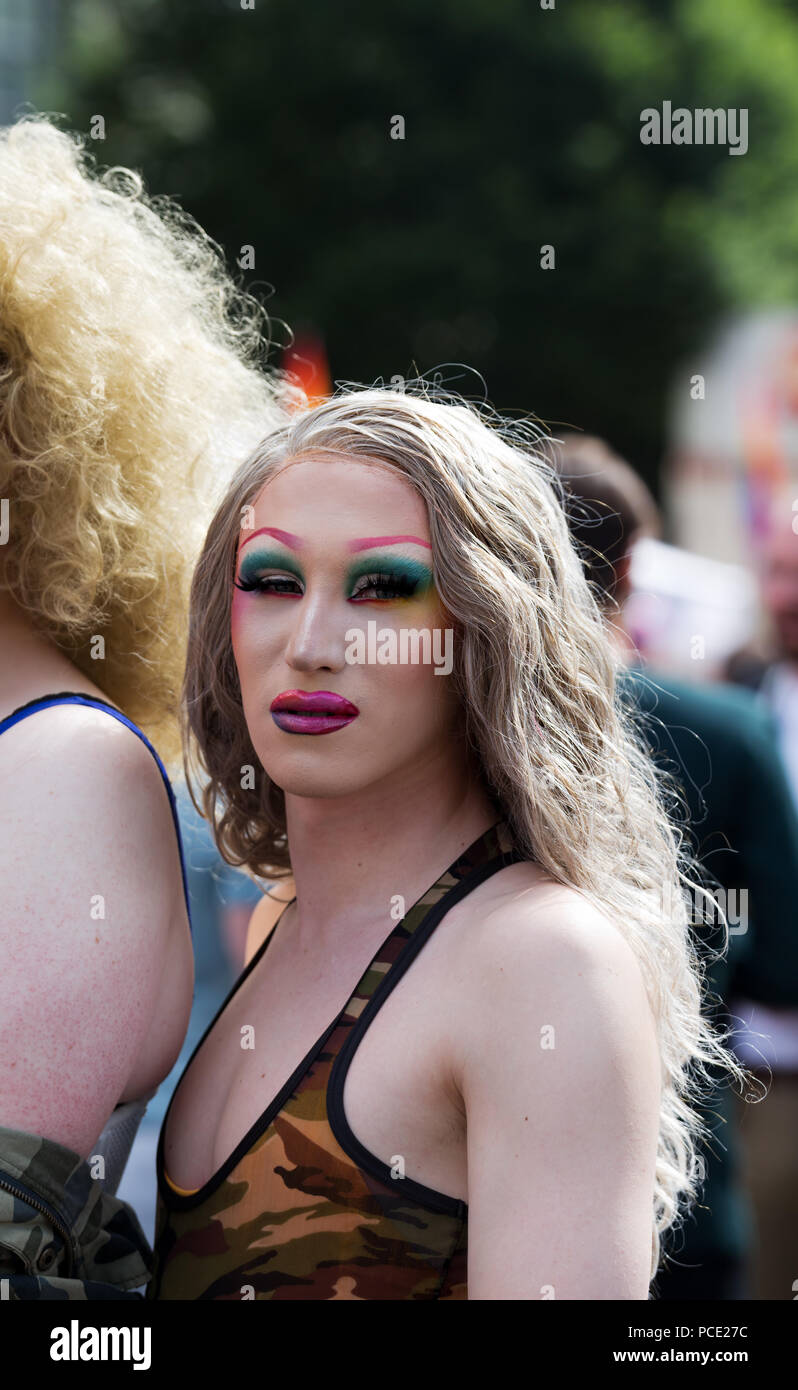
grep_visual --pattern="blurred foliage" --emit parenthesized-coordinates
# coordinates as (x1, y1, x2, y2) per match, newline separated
(33, 0, 798, 487)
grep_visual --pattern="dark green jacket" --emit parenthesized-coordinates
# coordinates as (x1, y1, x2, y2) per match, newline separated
(621, 666, 798, 1262)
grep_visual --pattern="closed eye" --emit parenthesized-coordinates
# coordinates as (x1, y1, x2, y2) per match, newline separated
(233, 573, 304, 596)
(349, 571, 421, 602)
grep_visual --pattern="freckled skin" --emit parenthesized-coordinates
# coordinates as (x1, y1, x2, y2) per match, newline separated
(0, 697, 193, 1155)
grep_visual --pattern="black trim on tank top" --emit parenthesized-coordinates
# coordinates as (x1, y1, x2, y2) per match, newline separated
(157, 839, 526, 1216)
(155, 892, 299, 1211)
(327, 849, 525, 1218)
(0, 689, 124, 725)
(0, 688, 193, 931)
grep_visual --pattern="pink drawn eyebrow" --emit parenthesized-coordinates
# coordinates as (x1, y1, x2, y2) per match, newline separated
(347, 535, 432, 552)
(238, 528, 431, 555)
(239, 527, 303, 553)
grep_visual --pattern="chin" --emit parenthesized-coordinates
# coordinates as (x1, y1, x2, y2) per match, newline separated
(257, 744, 371, 800)
(268, 767, 370, 800)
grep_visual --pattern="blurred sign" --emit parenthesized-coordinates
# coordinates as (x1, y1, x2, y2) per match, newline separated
(666, 310, 798, 567)
(626, 536, 758, 680)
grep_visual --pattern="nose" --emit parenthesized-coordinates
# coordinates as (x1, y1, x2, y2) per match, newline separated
(283, 586, 348, 674)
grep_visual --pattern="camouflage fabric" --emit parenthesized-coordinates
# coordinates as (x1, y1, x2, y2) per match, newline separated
(0, 1125, 152, 1300)
(150, 821, 524, 1300)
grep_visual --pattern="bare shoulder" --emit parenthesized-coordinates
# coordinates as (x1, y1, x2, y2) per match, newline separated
(447, 859, 659, 1082)
(1, 701, 188, 907)
(454, 861, 663, 1299)
(454, 859, 651, 994)
(2, 697, 171, 799)
(0, 702, 191, 1153)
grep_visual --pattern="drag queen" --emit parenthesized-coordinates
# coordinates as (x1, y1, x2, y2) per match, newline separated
(151, 387, 749, 1300)
(0, 114, 286, 1297)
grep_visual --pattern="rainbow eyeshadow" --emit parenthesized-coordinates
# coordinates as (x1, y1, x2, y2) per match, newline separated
(234, 548, 434, 602)
(345, 555, 434, 601)
(234, 549, 304, 590)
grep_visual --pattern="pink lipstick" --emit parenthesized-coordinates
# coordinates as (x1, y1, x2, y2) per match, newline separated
(269, 689, 360, 735)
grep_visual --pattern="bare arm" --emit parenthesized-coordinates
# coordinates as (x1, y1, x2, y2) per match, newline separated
(0, 706, 193, 1157)
(460, 890, 661, 1299)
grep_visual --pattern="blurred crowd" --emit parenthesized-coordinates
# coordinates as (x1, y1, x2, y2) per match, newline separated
(554, 433, 798, 1301)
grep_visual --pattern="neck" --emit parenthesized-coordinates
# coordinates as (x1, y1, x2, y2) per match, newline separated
(283, 740, 501, 952)
(0, 589, 91, 717)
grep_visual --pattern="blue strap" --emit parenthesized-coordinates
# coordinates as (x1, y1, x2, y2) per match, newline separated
(0, 692, 192, 934)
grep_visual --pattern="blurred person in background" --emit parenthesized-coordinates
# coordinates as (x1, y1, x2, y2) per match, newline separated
(553, 433, 798, 1301)
(724, 511, 798, 1299)
(117, 780, 264, 1248)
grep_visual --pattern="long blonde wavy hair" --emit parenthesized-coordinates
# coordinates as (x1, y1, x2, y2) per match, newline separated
(0, 113, 293, 764)
(184, 383, 752, 1287)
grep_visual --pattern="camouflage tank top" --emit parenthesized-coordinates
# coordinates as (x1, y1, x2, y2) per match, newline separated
(149, 819, 524, 1301)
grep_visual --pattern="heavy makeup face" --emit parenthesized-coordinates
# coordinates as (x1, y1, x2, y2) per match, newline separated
(230, 453, 462, 799)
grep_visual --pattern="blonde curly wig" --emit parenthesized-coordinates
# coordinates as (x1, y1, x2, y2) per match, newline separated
(0, 113, 293, 764)
(183, 382, 753, 1288)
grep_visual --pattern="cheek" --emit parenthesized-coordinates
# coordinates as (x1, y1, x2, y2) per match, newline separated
(364, 596, 458, 720)
(230, 589, 280, 679)
(230, 588, 255, 672)
(230, 587, 246, 646)
(365, 666, 454, 756)
(389, 587, 451, 632)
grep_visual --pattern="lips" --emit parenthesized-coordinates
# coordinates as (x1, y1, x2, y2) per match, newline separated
(269, 689, 359, 736)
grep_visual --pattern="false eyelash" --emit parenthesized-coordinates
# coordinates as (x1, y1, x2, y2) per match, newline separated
(232, 570, 421, 597)
(351, 571, 419, 598)
(233, 575, 302, 593)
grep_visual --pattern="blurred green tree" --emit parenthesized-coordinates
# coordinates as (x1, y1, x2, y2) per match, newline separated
(37, 0, 798, 487)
